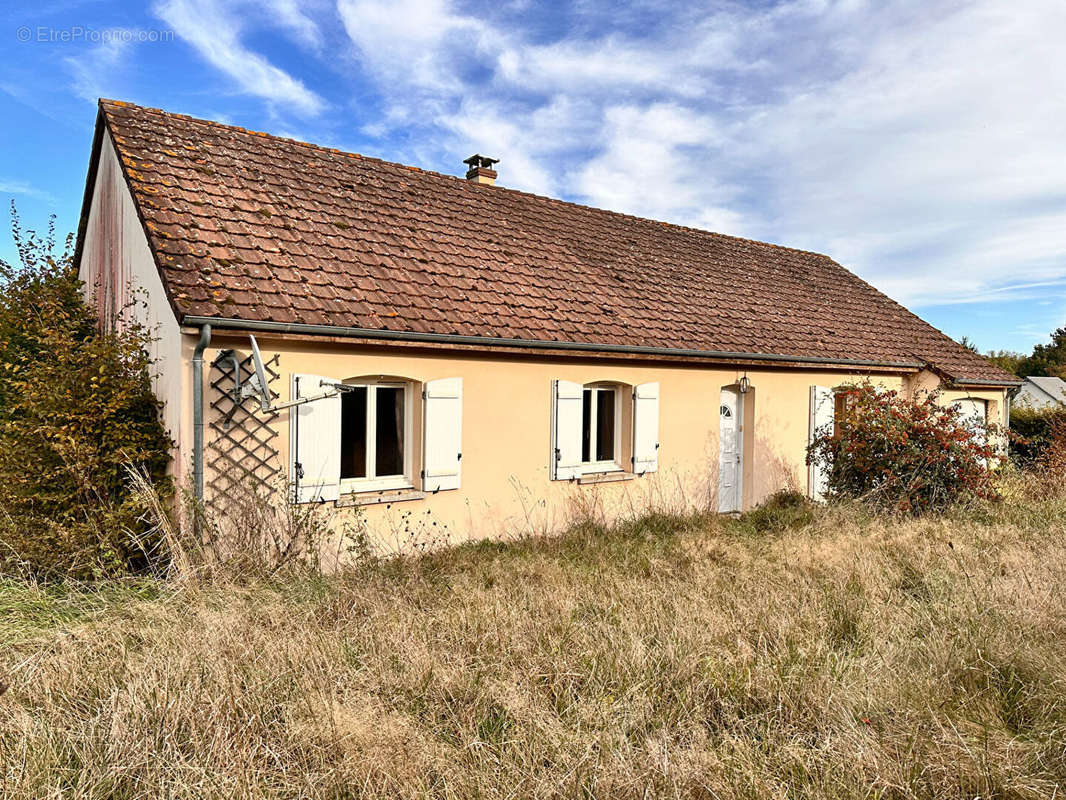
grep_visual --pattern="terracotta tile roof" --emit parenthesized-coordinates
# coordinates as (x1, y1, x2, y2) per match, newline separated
(92, 99, 1016, 384)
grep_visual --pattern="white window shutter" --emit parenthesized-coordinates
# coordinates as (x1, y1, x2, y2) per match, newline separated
(808, 385, 835, 502)
(423, 377, 463, 492)
(953, 398, 987, 427)
(632, 382, 660, 474)
(953, 397, 989, 454)
(551, 379, 583, 480)
(290, 374, 342, 503)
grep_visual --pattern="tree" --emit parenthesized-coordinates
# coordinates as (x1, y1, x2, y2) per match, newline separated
(955, 336, 1022, 377)
(0, 206, 171, 578)
(1016, 327, 1066, 379)
(985, 349, 1025, 377)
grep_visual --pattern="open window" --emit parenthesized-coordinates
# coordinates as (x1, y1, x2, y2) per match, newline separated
(290, 374, 462, 502)
(581, 383, 621, 471)
(339, 380, 412, 493)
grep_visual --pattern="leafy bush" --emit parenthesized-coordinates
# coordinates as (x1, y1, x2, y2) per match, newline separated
(0, 209, 171, 579)
(1007, 404, 1066, 468)
(807, 383, 997, 514)
(1011, 411, 1066, 503)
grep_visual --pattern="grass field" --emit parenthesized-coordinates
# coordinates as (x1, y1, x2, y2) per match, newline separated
(1, 490, 1065, 798)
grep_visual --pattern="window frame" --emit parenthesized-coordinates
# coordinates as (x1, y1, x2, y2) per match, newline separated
(338, 379, 415, 494)
(581, 383, 623, 474)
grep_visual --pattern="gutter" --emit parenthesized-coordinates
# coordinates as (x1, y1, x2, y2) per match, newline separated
(192, 324, 212, 507)
(180, 315, 926, 371)
(953, 378, 1024, 388)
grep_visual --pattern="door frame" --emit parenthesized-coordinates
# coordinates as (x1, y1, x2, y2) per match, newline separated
(718, 385, 744, 513)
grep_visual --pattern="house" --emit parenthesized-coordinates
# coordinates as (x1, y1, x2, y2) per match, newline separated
(74, 99, 1020, 544)
(1015, 376, 1066, 410)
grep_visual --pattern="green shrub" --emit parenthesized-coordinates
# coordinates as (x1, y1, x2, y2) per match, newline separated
(807, 383, 997, 514)
(0, 209, 171, 579)
(1007, 404, 1066, 468)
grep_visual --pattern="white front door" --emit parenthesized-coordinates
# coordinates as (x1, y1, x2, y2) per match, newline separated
(718, 387, 743, 513)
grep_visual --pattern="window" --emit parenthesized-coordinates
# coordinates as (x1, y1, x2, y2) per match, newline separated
(290, 374, 463, 503)
(581, 386, 618, 466)
(551, 380, 659, 481)
(339, 381, 410, 491)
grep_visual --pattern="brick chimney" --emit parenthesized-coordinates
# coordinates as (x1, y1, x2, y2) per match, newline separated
(463, 154, 499, 185)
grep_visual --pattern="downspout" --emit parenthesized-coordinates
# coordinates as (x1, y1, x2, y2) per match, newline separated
(192, 324, 212, 506)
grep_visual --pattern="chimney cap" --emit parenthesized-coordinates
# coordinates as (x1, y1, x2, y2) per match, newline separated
(463, 154, 499, 185)
(463, 154, 499, 170)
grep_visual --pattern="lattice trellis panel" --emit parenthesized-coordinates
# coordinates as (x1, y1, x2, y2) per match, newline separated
(207, 350, 282, 512)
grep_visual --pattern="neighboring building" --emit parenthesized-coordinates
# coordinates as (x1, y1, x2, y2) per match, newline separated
(74, 100, 1020, 546)
(1016, 376, 1066, 410)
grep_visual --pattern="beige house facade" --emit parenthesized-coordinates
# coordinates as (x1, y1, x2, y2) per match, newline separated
(75, 100, 1019, 548)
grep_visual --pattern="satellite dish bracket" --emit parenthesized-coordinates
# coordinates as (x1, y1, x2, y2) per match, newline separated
(242, 334, 352, 414)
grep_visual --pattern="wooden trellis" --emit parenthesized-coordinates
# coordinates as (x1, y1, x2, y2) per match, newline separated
(207, 349, 282, 512)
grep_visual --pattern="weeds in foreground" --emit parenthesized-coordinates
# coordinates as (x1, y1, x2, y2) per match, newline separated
(1, 487, 1065, 798)
(126, 469, 373, 583)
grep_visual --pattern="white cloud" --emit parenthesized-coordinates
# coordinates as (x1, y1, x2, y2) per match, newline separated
(573, 104, 748, 233)
(0, 180, 52, 200)
(64, 35, 132, 104)
(498, 35, 714, 99)
(336, 0, 483, 94)
(438, 100, 558, 196)
(264, 0, 325, 51)
(331, 0, 1066, 309)
(155, 0, 325, 115)
(729, 0, 1066, 305)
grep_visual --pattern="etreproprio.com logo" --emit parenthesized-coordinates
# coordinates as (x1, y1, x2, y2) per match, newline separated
(16, 26, 175, 43)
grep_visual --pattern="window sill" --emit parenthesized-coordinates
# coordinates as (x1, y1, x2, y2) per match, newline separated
(578, 471, 636, 485)
(339, 476, 411, 493)
(336, 487, 425, 507)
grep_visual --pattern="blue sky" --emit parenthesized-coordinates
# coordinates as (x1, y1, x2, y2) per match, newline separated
(2, 0, 1064, 354)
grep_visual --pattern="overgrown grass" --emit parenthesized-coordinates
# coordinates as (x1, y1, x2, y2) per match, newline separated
(2, 492, 1066, 798)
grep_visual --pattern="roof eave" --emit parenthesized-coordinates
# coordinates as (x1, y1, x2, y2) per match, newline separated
(952, 377, 1024, 388)
(922, 358, 1021, 389)
(180, 314, 927, 371)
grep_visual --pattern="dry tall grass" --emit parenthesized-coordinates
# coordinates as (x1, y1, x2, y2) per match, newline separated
(1, 483, 1065, 798)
